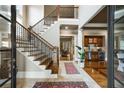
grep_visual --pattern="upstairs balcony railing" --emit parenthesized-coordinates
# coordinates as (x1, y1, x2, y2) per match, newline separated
(58, 6, 79, 19)
(30, 6, 79, 36)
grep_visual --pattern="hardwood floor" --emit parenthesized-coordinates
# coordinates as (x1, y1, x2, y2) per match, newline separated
(16, 61, 100, 88)
(84, 61, 107, 88)
(84, 68, 107, 88)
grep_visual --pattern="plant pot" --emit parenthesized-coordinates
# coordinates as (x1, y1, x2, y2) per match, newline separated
(80, 62, 85, 68)
(80, 59, 85, 68)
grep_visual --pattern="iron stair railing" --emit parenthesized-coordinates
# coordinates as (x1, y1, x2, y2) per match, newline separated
(0, 14, 58, 88)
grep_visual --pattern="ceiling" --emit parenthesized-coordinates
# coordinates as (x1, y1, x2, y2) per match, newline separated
(0, 5, 10, 12)
(116, 6, 124, 11)
(60, 25, 78, 34)
(60, 25, 78, 30)
(82, 6, 107, 30)
(60, 36, 73, 40)
(89, 7, 107, 23)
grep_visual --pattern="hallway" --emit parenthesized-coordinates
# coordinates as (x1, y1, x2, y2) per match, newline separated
(17, 61, 100, 88)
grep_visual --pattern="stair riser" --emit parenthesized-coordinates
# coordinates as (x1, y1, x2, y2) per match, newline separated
(17, 71, 54, 78)
(17, 49, 46, 70)
(17, 44, 35, 47)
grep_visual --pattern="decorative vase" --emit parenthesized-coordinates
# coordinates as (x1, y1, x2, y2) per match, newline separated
(80, 62, 84, 68)
(80, 59, 85, 68)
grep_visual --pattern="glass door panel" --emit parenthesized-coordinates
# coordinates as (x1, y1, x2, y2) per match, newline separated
(0, 5, 12, 88)
(114, 5, 124, 88)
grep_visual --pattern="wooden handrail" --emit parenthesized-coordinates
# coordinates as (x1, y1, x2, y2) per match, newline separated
(21, 27, 54, 50)
(0, 13, 54, 50)
(29, 6, 79, 49)
(0, 14, 11, 22)
(0, 49, 11, 52)
(0, 77, 11, 87)
(114, 15, 124, 23)
(31, 6, 78, 29)
(31, 7, 57, 28)
(31, 29, 55, 49)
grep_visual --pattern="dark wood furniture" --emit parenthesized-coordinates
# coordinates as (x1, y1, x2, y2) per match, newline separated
(85, 51, 99, 61)
(84, 36, 105, 61)
(84, 36, 104, 47)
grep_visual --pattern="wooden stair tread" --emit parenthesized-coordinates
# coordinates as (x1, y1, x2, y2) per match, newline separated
(2, 58, 11, 61)
(16, 30, 56, 75)
(21, 50, 41, 52)
(16, 39, 31, 41)
(39, 57, 48, 63)
(47, 63, 58, 74)
(40, 58, 50, 67)
(16, 40, 31, 43)
(17, 46, 36, 48)
(16, 42, 34, 45)
(28, 52, 42, 56)
(34, 54, 46, 61)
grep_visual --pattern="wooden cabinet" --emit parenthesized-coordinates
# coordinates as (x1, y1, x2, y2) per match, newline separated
(84, 36, 104, 47)
(85, 51, 99, 61)
(84, 36, 105, 62)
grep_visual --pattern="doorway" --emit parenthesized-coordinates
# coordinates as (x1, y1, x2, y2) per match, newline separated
(60, 36, 74, 61)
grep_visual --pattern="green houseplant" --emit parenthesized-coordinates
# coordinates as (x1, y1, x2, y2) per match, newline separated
(76, 46, 85, 67)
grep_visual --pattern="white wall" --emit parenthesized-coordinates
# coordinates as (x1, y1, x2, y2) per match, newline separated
(0, 19, 10, 32)
(77, 29, 83, 48)
(17, 50, 43, 72)
(78, 5, 104, 28)
(16, 49, 53, 79)
(27, 5, 44, 26)
(42, 22, 60, 47)
(60, 29, 78, 35)
(22, 6, 28, 27)
(41, 18, 79, 47)
(58, 18, 79, 25)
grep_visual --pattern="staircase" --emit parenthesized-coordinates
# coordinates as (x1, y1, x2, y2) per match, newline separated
(24, 6, 78, 75)
(0, 6, 78, 81)
(0, 13, 59, 80)
(16, 22, 59, 75)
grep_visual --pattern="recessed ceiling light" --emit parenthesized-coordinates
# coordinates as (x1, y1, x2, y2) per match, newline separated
(65, 26, 68, 30)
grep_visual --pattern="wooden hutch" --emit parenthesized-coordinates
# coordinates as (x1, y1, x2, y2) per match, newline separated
(84, 36, 105, 62)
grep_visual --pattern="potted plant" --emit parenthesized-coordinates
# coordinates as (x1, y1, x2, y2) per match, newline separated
(76, 46, 85, 68)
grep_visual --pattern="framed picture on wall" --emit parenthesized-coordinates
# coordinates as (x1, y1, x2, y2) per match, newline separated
(94, 38, 97, 43)
(89, 38, 93, 43)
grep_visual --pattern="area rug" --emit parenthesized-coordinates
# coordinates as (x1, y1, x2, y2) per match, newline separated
(64, 63, 80, 74)
(33, 81, 88, 88)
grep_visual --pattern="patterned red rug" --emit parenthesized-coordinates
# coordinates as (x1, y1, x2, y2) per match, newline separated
(33, 81, 88, 88)
(64, 63, 80, 74)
